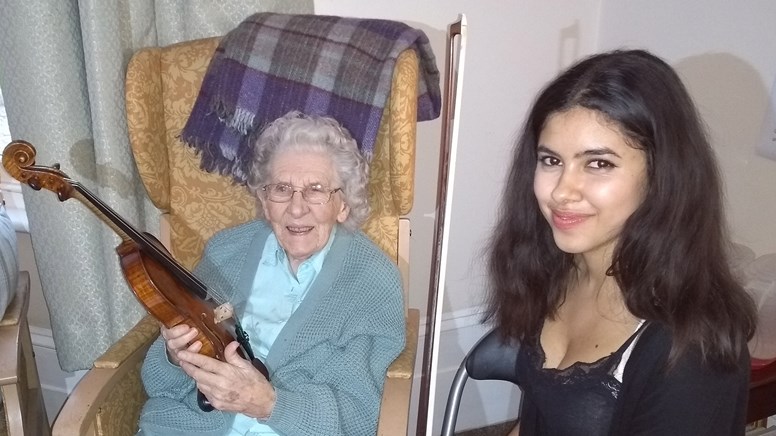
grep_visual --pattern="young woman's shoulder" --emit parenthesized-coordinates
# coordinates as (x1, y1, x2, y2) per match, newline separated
(629, 322, 749, 374)
(614, 322, 749, 435)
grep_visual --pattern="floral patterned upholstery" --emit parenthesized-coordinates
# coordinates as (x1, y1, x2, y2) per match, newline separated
(125, 36, 418, 271)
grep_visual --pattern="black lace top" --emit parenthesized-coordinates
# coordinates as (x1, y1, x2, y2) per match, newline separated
(515, 323, 646, 436)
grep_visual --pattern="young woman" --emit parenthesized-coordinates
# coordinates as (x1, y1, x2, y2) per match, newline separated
(486, 49, 757, 435)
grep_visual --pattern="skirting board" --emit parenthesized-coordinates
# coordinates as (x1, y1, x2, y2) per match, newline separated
(30, 306, 522, 433)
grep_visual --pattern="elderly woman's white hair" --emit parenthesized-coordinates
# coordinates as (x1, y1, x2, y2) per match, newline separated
(246, 111, 370, 231)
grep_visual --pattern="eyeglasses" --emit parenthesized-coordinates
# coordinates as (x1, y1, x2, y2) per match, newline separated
(261, 183, 342, 205)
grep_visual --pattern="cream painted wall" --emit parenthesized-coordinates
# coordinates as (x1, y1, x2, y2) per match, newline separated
(315, 0, 602, 319)
(596, 1, 776, 257)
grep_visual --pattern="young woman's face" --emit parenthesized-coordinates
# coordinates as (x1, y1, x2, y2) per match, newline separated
(533, 107, 648, 259)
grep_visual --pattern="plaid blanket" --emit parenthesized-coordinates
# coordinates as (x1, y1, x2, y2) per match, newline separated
(181, 12, 442, 184)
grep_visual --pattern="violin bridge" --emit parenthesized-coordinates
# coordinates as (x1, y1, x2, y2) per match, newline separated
(213, 303, 234, 323)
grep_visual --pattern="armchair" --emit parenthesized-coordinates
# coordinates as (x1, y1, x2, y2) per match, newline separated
(0, 271, 50, 436)
(52, 35, 422, 435)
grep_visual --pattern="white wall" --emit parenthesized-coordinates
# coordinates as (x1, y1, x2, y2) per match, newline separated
(597, 1, 776, 257)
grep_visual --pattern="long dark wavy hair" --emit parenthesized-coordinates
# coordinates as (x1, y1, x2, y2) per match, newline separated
(485, 49, 756, 370)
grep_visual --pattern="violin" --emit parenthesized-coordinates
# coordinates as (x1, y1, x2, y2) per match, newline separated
(2, 140, 268, 411)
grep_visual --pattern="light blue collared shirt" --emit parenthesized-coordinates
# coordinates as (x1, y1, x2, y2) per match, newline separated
(228, 228, 336, 435)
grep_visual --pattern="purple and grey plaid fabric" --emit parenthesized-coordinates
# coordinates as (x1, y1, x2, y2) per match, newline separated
(180, 12, 442, 184)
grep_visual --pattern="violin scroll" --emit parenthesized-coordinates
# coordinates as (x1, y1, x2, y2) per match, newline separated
(2, 140, 74, 201)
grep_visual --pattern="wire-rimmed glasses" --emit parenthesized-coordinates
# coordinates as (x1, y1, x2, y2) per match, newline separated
(261, 183, 342, 205)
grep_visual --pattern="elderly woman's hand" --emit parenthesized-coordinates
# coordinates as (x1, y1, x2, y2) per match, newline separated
(177, 341, 276, 419)
(160, 324, 202, 366)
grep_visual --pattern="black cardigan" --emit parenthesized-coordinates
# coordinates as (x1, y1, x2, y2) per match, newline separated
(519, 322, 750, 436)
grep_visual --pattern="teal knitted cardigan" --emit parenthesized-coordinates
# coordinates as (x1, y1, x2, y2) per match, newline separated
(138, 221, 406, 435)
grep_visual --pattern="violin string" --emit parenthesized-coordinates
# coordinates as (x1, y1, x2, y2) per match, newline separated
(205, 282, 230, 306)
(69, 180, 217, 301)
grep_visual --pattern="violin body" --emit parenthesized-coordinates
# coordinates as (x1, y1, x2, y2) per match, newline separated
(1, 140, 269, 391)
(116, 237, 236, 362)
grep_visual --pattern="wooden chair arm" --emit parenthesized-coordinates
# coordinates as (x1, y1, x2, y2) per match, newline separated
(52, 315, 159, 436)
(378, 308, 420, 435)
(387, 308, 419, 380)
(0, 273, 29, 384)
(94, 316, 159, 369)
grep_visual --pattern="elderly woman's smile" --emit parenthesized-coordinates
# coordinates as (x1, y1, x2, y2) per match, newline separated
(260, 149, 350, 272)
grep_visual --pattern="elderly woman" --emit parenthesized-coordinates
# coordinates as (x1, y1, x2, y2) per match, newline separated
(138, 111, 406, 436)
